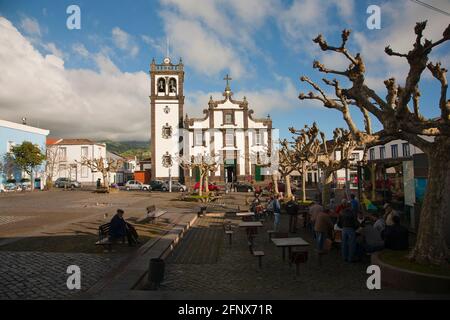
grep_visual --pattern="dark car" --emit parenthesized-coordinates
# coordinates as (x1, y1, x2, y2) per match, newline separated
(234, 182, 254, 193)
(54, 177, 81, 188)
(161, 181, 187, 192)
(266, 181, 285, 193)
(150, 180, 165, 191)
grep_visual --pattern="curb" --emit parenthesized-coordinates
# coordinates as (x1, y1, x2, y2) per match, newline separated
(371, 251, 450, 294)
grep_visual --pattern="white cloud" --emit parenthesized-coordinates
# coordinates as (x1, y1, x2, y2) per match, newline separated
(0, 17, 150, 141)
(162, 12, 245, 77)
(72, 43, 89, 58)
(111, 27, 139, 57)
(42, 42, 64, 59)
(19, 16, 41, 37)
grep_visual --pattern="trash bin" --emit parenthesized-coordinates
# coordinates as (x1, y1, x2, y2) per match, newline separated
(148, 258, 165, 287)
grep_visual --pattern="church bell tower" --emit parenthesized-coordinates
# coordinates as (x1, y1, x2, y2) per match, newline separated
(150, 56, 184, 180)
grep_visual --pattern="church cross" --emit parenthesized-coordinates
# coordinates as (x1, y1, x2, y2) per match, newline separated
(223, 74, 232, 90)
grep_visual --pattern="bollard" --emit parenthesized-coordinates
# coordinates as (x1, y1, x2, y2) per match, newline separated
(148, 258, 165, 289)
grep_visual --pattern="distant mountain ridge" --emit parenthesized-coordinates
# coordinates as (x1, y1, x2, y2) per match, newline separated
(100, 140, 151, 159)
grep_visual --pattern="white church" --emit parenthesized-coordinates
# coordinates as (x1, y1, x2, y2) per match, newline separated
(150, 56, 274, 185)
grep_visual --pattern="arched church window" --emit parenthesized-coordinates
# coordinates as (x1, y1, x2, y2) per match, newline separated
(162, 123, 172, 139)
(169, 77, 177, 93)
(157, 78, 166, 93)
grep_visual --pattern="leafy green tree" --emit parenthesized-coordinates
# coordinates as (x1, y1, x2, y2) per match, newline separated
(11, 141, 46, 191)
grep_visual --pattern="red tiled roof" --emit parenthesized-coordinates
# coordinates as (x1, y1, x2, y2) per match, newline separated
(46, 138, 61, 145)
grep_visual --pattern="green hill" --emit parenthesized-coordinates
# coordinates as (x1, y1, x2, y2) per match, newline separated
(100, 140, 151, 159)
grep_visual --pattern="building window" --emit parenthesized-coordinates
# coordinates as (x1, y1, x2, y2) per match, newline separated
(195, 131, 204, 146)
(157, 77, 166, 93)
(391, 144, 398, 158)
(254, 132, 262, 145)
(224, 111, 233, 125)
(168, 78, 177, 93)
(81, 146, 88, 159)
(402, 143, 410, 157)
(350, 152, 360, 161)
(380, 146, 385, 159)
(225, 133, 234, 146)
(81, 165, 89, 178)
(60, 147, 67, 161)
(369, 148, 375, 160)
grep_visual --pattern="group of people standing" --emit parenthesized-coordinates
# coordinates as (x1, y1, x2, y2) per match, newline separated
(309, 195, 409, 262)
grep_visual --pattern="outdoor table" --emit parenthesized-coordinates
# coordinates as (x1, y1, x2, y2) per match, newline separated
(238, 221, 263, 228)
(236, 212, 255, 217)
(271, 237, 310, 261)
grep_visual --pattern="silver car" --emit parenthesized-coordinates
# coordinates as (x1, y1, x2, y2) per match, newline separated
(161, 181, 187, 192)
(125, 180, 151, 191)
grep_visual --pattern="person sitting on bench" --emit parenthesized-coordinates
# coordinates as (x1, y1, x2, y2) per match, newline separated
(110, 209, 139, 246)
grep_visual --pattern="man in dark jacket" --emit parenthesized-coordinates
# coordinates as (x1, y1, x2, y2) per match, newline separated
(338, 208, 359, 262)
(286, 196, 299, 233)
(109, 209, 139, 246)
(382, 215, 409, 250)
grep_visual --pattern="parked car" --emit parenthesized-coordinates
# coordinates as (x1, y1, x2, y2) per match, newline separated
(54, 178, 81, 188)
(161, 181, 187, 192)
(234, 182, 254, 193)
(149, 180, 166, 191)
(266, 181, 286, 193)
(193, 182, 221, 192)
(124, 180, 151, 191)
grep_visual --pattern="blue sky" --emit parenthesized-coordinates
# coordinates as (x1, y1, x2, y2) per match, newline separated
(0, 0, 448, 141)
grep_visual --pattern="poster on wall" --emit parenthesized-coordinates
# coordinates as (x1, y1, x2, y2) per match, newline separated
(403, 160, 415, 206)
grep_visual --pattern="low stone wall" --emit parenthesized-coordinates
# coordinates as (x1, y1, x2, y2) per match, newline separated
(371, 251, 450, 294)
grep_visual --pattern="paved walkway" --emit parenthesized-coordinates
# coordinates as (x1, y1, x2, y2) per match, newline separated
(0, 251, 123, 300)
(156, 212, 424, 298)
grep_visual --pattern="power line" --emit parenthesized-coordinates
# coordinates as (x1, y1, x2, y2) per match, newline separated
(409, 0, 450, 16)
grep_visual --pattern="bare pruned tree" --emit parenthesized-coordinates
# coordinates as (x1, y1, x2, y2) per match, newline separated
(78, 157, 122, 191)
(44, 145, 59, 190)
(279, 139, 297, 199)
(177, 152, 219, 196)
(289, 123, 358, 205)
(299, 22, 450, 265)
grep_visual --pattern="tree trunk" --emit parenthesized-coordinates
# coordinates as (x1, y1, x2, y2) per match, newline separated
(30, 168, 35, 191)
(301, 161, 306, 202)
(321, 169, 333, 207)
(409, 137, 450, 266)
(102, 172, 109, 191)
(204, 172, 210, 193)
(272, 173, 279, 194)
(285, 174, 292, 199)
(198, 171, 204, 197)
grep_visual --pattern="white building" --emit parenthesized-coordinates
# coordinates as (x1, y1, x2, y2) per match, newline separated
(150, 56, 273, 183)
(48, 139, 106, 185)
(367, 139, 423, 161)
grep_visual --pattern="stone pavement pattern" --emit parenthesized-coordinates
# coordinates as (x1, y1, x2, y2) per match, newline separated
(0, 251, 123, 299)
(159, 213, 405, 298)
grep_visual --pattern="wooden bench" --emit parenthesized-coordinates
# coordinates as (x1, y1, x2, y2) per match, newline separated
(137, 205, 167, 224)
(95, 222, 126, 251)
(248, 242, 264, 268)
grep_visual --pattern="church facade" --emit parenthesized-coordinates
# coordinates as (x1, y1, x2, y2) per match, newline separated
(150, 56, 273, 184)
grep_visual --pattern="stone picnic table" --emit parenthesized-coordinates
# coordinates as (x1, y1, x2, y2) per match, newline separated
(271, 237, 310, 261)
